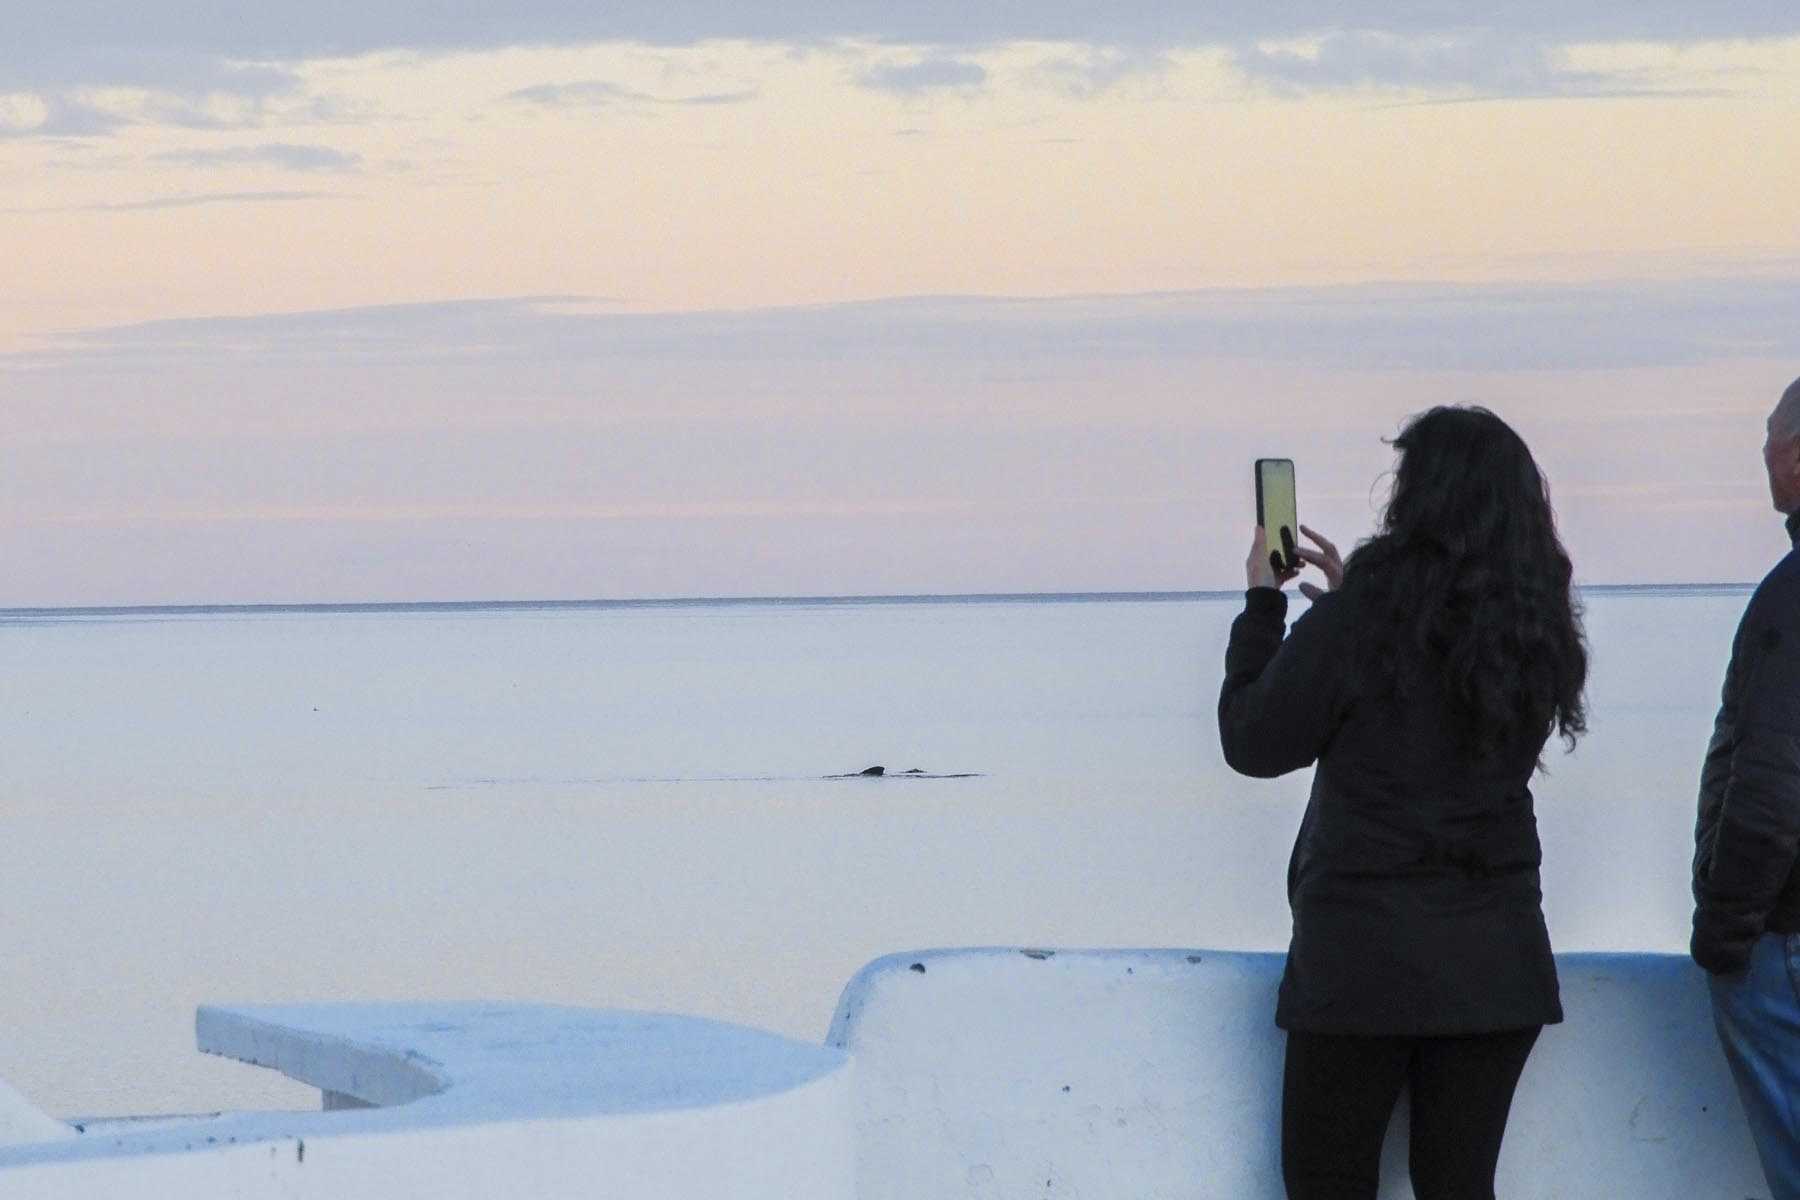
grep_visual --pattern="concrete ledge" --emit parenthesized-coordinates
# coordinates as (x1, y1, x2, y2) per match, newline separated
(828, 948, 1768, 1199)
(196, 1007, 443, 1110)
(0, 1079, 71, 1149)
(0, 1004, 853, 1200)
(1, 952, 1769, 1197)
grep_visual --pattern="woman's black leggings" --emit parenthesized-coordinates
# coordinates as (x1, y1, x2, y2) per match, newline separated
(1281, 1026, 1542, 1200)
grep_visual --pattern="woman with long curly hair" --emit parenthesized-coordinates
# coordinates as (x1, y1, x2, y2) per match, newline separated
(1219, 406, 1588, 1200)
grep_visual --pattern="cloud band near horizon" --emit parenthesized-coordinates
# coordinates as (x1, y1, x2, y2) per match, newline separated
(3, 279, 1795, 605)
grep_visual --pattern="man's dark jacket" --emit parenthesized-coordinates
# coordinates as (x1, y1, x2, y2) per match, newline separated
(1692, 511, 1800, 974)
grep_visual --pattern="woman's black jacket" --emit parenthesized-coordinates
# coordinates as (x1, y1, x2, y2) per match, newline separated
(1219, 585, 1562, 1036)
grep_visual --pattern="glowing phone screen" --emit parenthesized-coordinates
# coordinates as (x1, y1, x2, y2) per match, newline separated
(1255, 459, 1298, 571)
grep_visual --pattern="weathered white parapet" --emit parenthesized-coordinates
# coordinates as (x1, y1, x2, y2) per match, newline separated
(0, 1079, 72, 1149)
(0, 950, 1770, 1197)
(828, 949, 1768, 1200)
(0, 1004, 853, 1200)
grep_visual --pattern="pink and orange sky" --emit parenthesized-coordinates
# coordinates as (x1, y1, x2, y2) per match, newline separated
(3, 4, 1799, 604)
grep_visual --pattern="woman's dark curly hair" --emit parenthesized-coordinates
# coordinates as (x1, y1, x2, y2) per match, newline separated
(1341, 406, 1587, 764)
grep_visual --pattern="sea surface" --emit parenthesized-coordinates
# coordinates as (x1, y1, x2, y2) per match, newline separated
(0, 587, 1750, 1116)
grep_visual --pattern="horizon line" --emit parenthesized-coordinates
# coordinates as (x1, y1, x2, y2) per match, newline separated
(0, 582, 1758, 619)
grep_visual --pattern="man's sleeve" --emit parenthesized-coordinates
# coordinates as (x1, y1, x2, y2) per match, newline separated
(1692, 701, 1735, 906)
(1692, 622, 1800, 974)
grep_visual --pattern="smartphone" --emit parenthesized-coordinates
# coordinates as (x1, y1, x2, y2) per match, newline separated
(1255, 458, 1299, 573)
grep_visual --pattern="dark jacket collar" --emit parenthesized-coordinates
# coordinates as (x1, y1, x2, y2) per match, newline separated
(1788, 510, 1800, 547)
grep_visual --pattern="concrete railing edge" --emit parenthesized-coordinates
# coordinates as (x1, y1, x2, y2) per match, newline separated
(196, 1005, 447, 1110)
(0, 1002, 857, 1200)
(827, 946, 1765, 1200)
(825, 945, 1273, 1045)
(0, 1079, 72, 1150)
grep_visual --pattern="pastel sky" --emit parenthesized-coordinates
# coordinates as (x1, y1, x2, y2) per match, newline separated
(3, 4, 1800, 604)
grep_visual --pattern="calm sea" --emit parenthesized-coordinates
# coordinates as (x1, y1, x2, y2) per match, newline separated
(0, 587, 1750, 1116)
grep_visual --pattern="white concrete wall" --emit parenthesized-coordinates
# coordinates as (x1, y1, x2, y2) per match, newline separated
(0, 1004, 854, 1200)
(0, 950, 1768, 1198)
(0, 1079, 70, 1149)
(827, 949, 1769, 1200)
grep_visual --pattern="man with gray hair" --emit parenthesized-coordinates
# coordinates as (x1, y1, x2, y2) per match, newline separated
(1694, 374, 1800, 1199)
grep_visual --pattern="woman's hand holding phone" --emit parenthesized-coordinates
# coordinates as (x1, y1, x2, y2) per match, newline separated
(1245, 524, 1341, 595)
(1246, 526, 1297, 590)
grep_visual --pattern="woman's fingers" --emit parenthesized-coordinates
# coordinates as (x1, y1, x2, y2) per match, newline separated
(1297, 581, 1324, 601)
(1292, 546, 1338, 577)
(1299, 524, 1341, 562)
(1296, 524, 1345, 589)
(1293, 546, 1328, 568)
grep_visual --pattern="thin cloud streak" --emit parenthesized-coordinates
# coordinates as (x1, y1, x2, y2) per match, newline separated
(150, 143, 362, 171)
(1365, 86, 1736, 108)
(6, 498, 980, 527)
(0, 85, 356, 141)
(0, 96, 126, 139)
(505, 80, 758, 107)
(855, 58, 987, 94)
(22, 278, 1800, 374)
(1231, 30, 1738, 99)
(4, 190, 348, 214)
(1029, 47, 1175, 97)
